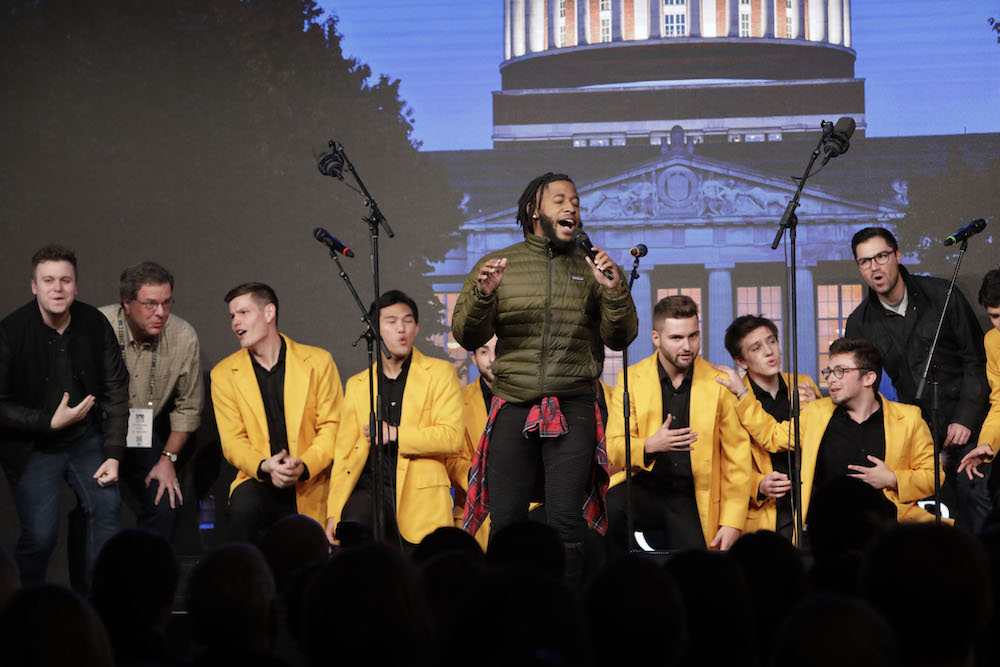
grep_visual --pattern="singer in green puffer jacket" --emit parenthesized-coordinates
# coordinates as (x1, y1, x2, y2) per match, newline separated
(450, 173, 637, 588)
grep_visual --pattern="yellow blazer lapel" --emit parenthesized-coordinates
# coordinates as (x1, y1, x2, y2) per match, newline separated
(634, 353, 663, 447)
(400, 349, 431, 438)
(800, 398, 836, 521)
(232, 350, 269, 447)
(465, 381, 489, 442)
(690, 357, 721, 500)
(282, 335, 308, 454)
(880, 394, 906, 470)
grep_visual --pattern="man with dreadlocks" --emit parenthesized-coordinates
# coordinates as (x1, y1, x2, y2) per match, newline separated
(452, 173, 637, 586)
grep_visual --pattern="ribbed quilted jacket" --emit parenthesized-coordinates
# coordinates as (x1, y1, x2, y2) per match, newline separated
(452, 233, 638, 404)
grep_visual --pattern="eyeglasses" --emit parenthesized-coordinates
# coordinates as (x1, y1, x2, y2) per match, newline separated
(820, 366, 868, 380)
(135, 299, 173, 312)
(855, 250, 894, 270)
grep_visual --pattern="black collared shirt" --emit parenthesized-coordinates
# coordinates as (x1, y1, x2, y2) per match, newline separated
(41, 320, 90, 446)
(251, 338, 288, 458)
(749, 374, 793, 538)
(813, 399, 886, 496)
(648, 359, 696, 498)
(749, 374, 793, 480)
(359, 355, 412, 490)
(479, 376, 494, 412)
(251, 338, 307, 486)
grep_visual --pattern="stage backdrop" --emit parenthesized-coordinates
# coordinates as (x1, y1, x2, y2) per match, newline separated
(1, 1, 998, 566)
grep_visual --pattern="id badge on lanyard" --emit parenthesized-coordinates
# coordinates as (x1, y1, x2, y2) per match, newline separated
(119, 311, 157, 448)
(126, 406, 154, 448)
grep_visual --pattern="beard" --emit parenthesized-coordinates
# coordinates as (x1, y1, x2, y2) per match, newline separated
(538, 211, 577, 254)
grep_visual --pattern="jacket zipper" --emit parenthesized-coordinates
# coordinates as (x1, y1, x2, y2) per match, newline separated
(539, 245, 553, 395)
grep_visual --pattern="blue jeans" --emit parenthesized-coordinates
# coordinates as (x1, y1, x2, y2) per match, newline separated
(11, 428, 121, 585)
(942, 441, 992, 534)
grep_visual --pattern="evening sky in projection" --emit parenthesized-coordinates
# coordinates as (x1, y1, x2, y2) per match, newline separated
(317, 0, 1000, 151)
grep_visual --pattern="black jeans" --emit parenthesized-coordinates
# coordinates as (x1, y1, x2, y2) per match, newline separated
(605, 471, 705, 553)
(486, 397, 595, 545)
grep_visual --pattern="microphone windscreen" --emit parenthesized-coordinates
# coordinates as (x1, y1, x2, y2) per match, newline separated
(834, 116, 856, 140)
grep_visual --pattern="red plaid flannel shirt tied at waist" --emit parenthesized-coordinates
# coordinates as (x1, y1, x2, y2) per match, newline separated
(462, 396, 611, 536)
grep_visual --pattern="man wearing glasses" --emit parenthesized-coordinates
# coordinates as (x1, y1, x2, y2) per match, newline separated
(715, 337, 936, 530)
(99, 261, 202, 538)
(844, 227, 988, 531)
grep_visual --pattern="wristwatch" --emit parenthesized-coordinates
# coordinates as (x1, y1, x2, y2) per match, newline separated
(161, 451, 178, 463)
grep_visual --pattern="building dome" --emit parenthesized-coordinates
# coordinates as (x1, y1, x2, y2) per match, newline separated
(495, 0, 862, 148)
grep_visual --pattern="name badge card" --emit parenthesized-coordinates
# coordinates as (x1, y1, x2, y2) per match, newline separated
(126, 408, 154, 448)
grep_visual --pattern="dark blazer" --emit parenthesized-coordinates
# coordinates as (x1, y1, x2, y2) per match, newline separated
(0, 299, 129, 480)
(845, 265, 988, 434)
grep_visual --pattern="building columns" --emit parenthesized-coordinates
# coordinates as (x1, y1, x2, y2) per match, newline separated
(828, 0, 843, 45)
(512, 0, 526, 56)
(632, 269, 654, 347)
(577, 0, 590, 44)
(795, 0, 805, 39)
(728, 0, 740, 37)
(527, 0, 546, 52)
(689, 0, 702, 37)
(843, 0, 851, 47)
(549, 0, 561, 47)
(504, 0, 512, 59)
(708, 268, 734, 365)
(649, 0, 662, 38)
(763, 0, 774, 38)
(793, 266, 817, 382)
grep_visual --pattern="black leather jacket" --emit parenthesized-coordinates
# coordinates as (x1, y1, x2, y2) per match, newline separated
(0, 299, 129, 480)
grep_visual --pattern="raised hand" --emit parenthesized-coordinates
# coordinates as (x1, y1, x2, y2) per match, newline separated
(585, 247, 622, 292)
(476, 258, 507, 297)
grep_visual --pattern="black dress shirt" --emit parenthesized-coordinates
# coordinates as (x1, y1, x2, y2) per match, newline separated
(749, 374, 793, 538)
(480, 376, 494, 412)
(251, 338, 288, 458)
(648, 360, 697, 500)
(41, 321, 90, 446)
(359, 355, 412, 490)
(250, 338, 307, 487)
(813, 399, 886, 496)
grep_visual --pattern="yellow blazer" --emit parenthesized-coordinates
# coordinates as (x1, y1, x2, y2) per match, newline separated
(327, 348, 464, 544)
(734, 391, 936, 525)
(607, 354, 752, 545)
(210, 334, 343, 525)
(446, 378, 491, 550)
(979, 328, 1000, 457)
(743, 373, 822, 534)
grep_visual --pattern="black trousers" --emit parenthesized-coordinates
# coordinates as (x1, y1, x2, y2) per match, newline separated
(225, 478, 297, 544)
(605, 471, 705, 553)
(487, 397, 595, 545)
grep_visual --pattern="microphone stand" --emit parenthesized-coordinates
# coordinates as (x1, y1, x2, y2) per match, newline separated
(771, 124, 829, 548)
(623, 254, 642, 551)
(914, 238, 970, 523)
(330, 144, 395, 543)
(321, 246, 390, 544)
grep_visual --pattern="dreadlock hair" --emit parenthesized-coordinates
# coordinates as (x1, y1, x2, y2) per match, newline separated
(515, 172, 574, 236)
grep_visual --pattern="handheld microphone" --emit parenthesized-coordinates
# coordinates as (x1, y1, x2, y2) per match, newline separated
(944, 219, 987, 246)
(571, 228, 615, 281)
(313, 228, 355, 258)
(630, 244, 648, 258)
(821, 117, 855, 163)
(316, 141, 345, 180)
